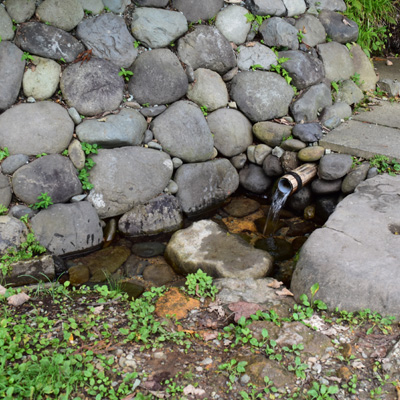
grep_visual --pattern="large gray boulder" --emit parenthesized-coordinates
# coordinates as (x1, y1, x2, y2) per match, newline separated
(174, 159, 239, 215)
(290, 83, 332, 122)
(178, 26, 237, 75)
(165, 219, 273, 278)
(291, 174, 400, 316)
(350, 44, 378, 92)
(128, 49, 188, 106)
(259, 17, 299, 51)
(76, 13, 137, 68)
(36, 0, 84, 31)
(22, 56, 61, 100)
(172, 0, 224, 22)
(186, 68, 228, 112)
(150, 100, 214, 162)
(87, 147, 173, 218)
(131, 8, 188, 49)
(0, 216, 27, 254)
(207, 109, 253, 157)
(15, 22, 85, 63)
(0, 102, 74, 155)
(244, 0, 286, 16)
(60, 58, 124, 117)
(31, 202, 103, 256)
(5, 0, 36, 23)
(317, 42, 355, 82)
(76, 108, 147, 147)
(118, 194, 183, 236)
(231, 71, 294, 122)
(237, 42, 277, 71)
(294, 14, 326, 48)
(279, 50, 325, 90)
(305, 0, 346, 11)
(215, 5, 251, 45)
(0, 5, 14, 41)
(12, 155, 82, 205)
(0, 41, 25, 112)
(318, 10, 358, 44)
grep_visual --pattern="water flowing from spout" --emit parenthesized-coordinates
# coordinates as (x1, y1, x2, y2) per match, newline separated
(262, 187, 291, 236)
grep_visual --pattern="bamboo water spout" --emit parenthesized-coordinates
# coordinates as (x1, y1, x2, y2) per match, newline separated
(278, 163, 318, 195)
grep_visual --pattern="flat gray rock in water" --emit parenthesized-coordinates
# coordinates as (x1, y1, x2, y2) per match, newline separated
(165, 219, 273, 278)
(15, 22, 85, 63)
(174, 159, 239, 215)
(36, 0, 84, 31)
(317, 42, 355, 82)
(0, 41, 25, 112)
(290, 82, 332, 122)
(118, 194, 183, 236)
(12, 155, 82, 205)
(0, 102, 74, 155)
(150, 100, 214, 162)
(131, 8, 188, 49)
(76, 13, 137, 68)
(31, 202, 103, 256)
(230, 71, 294, 122)
(128, 49, 188, 106)
(291, 174, 400, 316)
(207, 108, 253, 157)
(178, 26, 237, 75)
(87, 147, 173, 218)
(76, 108, 147, 147)
(60, 58, 124, 116)
(172, 0, 224, 22)
(279, 50, 325, 90)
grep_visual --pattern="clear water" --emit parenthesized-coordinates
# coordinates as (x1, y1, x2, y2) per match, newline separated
(263, 187, 291, 236)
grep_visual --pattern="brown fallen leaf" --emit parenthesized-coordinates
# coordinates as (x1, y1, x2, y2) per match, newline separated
(268, 279, 284, 289)
(246, 42, 256, 47)
(228, 301, 263, 322)
(8, 292, 30, 306)
(387, 60, 394, 66)
(276, 288, 294, 297)
(92, 305, 104, 314)
(396, 384, 400, 400)
(200, 330, 218, 341)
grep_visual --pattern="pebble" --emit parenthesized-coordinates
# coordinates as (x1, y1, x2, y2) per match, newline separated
(172, 157, 183, 169)
(272, 146, 285, 158)
(147, 141, 163, 151)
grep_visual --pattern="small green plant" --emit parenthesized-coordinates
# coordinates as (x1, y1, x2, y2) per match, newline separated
(0, 205, 8, 215)
(250, 64, 264, 71)
(62, 149, 69, 156)
(218, 359, 248, 391)
(350, 72, 362, 86)
(84, 9, 92, 14)
(342, 374, 358, 394)
(32, 192, 53, 210)
(282, 134, 294, 141)
(142, 102, 150, 107)
(307, 382, 339, 399)
(59, 57, 66, 63)
(352, 156, 363, 168)
(78, 142, 100, 191)
(370, 155, 400, 176)
(297, 30, 304, 43)
(245, 13, 269, 32)
(208, 16, 216, 25)
(200, 105, 208, 117)
(0, 147, 9, 161)
(287, 356, 308, 380)
(81, 142, 100, 155)
(134, 40, 141, 48)
(270, 57, 297, 92)
(331, 81, 340, 93)
(36, 153, 47, 158)
(185, 269, 218, 299)
(118, 67, 133, 81)
(21, 52, 34, 62)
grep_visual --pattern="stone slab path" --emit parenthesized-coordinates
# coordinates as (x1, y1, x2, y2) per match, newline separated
(320, 60, 400, 162)
(320, 100, 400, 162)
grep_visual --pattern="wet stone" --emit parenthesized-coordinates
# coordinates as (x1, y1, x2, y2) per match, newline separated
(120, 280, 145, 300)
(131, 242, 166, 258)
(68, 264, 90, 286)
(263, 154, 284, 177)
(311, 178, 342, 194)
(239, 164, 272, 194)
(15, 22, 85, 63)
(254, 237, 294, 261)
(223, 197, 261, 218)
(143, 261, 176, 286)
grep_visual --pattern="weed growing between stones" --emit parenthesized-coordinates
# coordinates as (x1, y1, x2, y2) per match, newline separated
(21, 51, 34, 62)
(184, 268, 218, 300)
(244, 13, 270, 33)
(0, 215, 46, 279)
(0, 147, 9, 161)
(32, 192, 53, 210)
(78, 142, 101, 190)
(344, 0, 397, 57)
(118, 67, 133, 82)
(370, 154, 400, 175)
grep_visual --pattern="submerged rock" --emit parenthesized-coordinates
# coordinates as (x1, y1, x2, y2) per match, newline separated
(165, 220, 273, 279)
